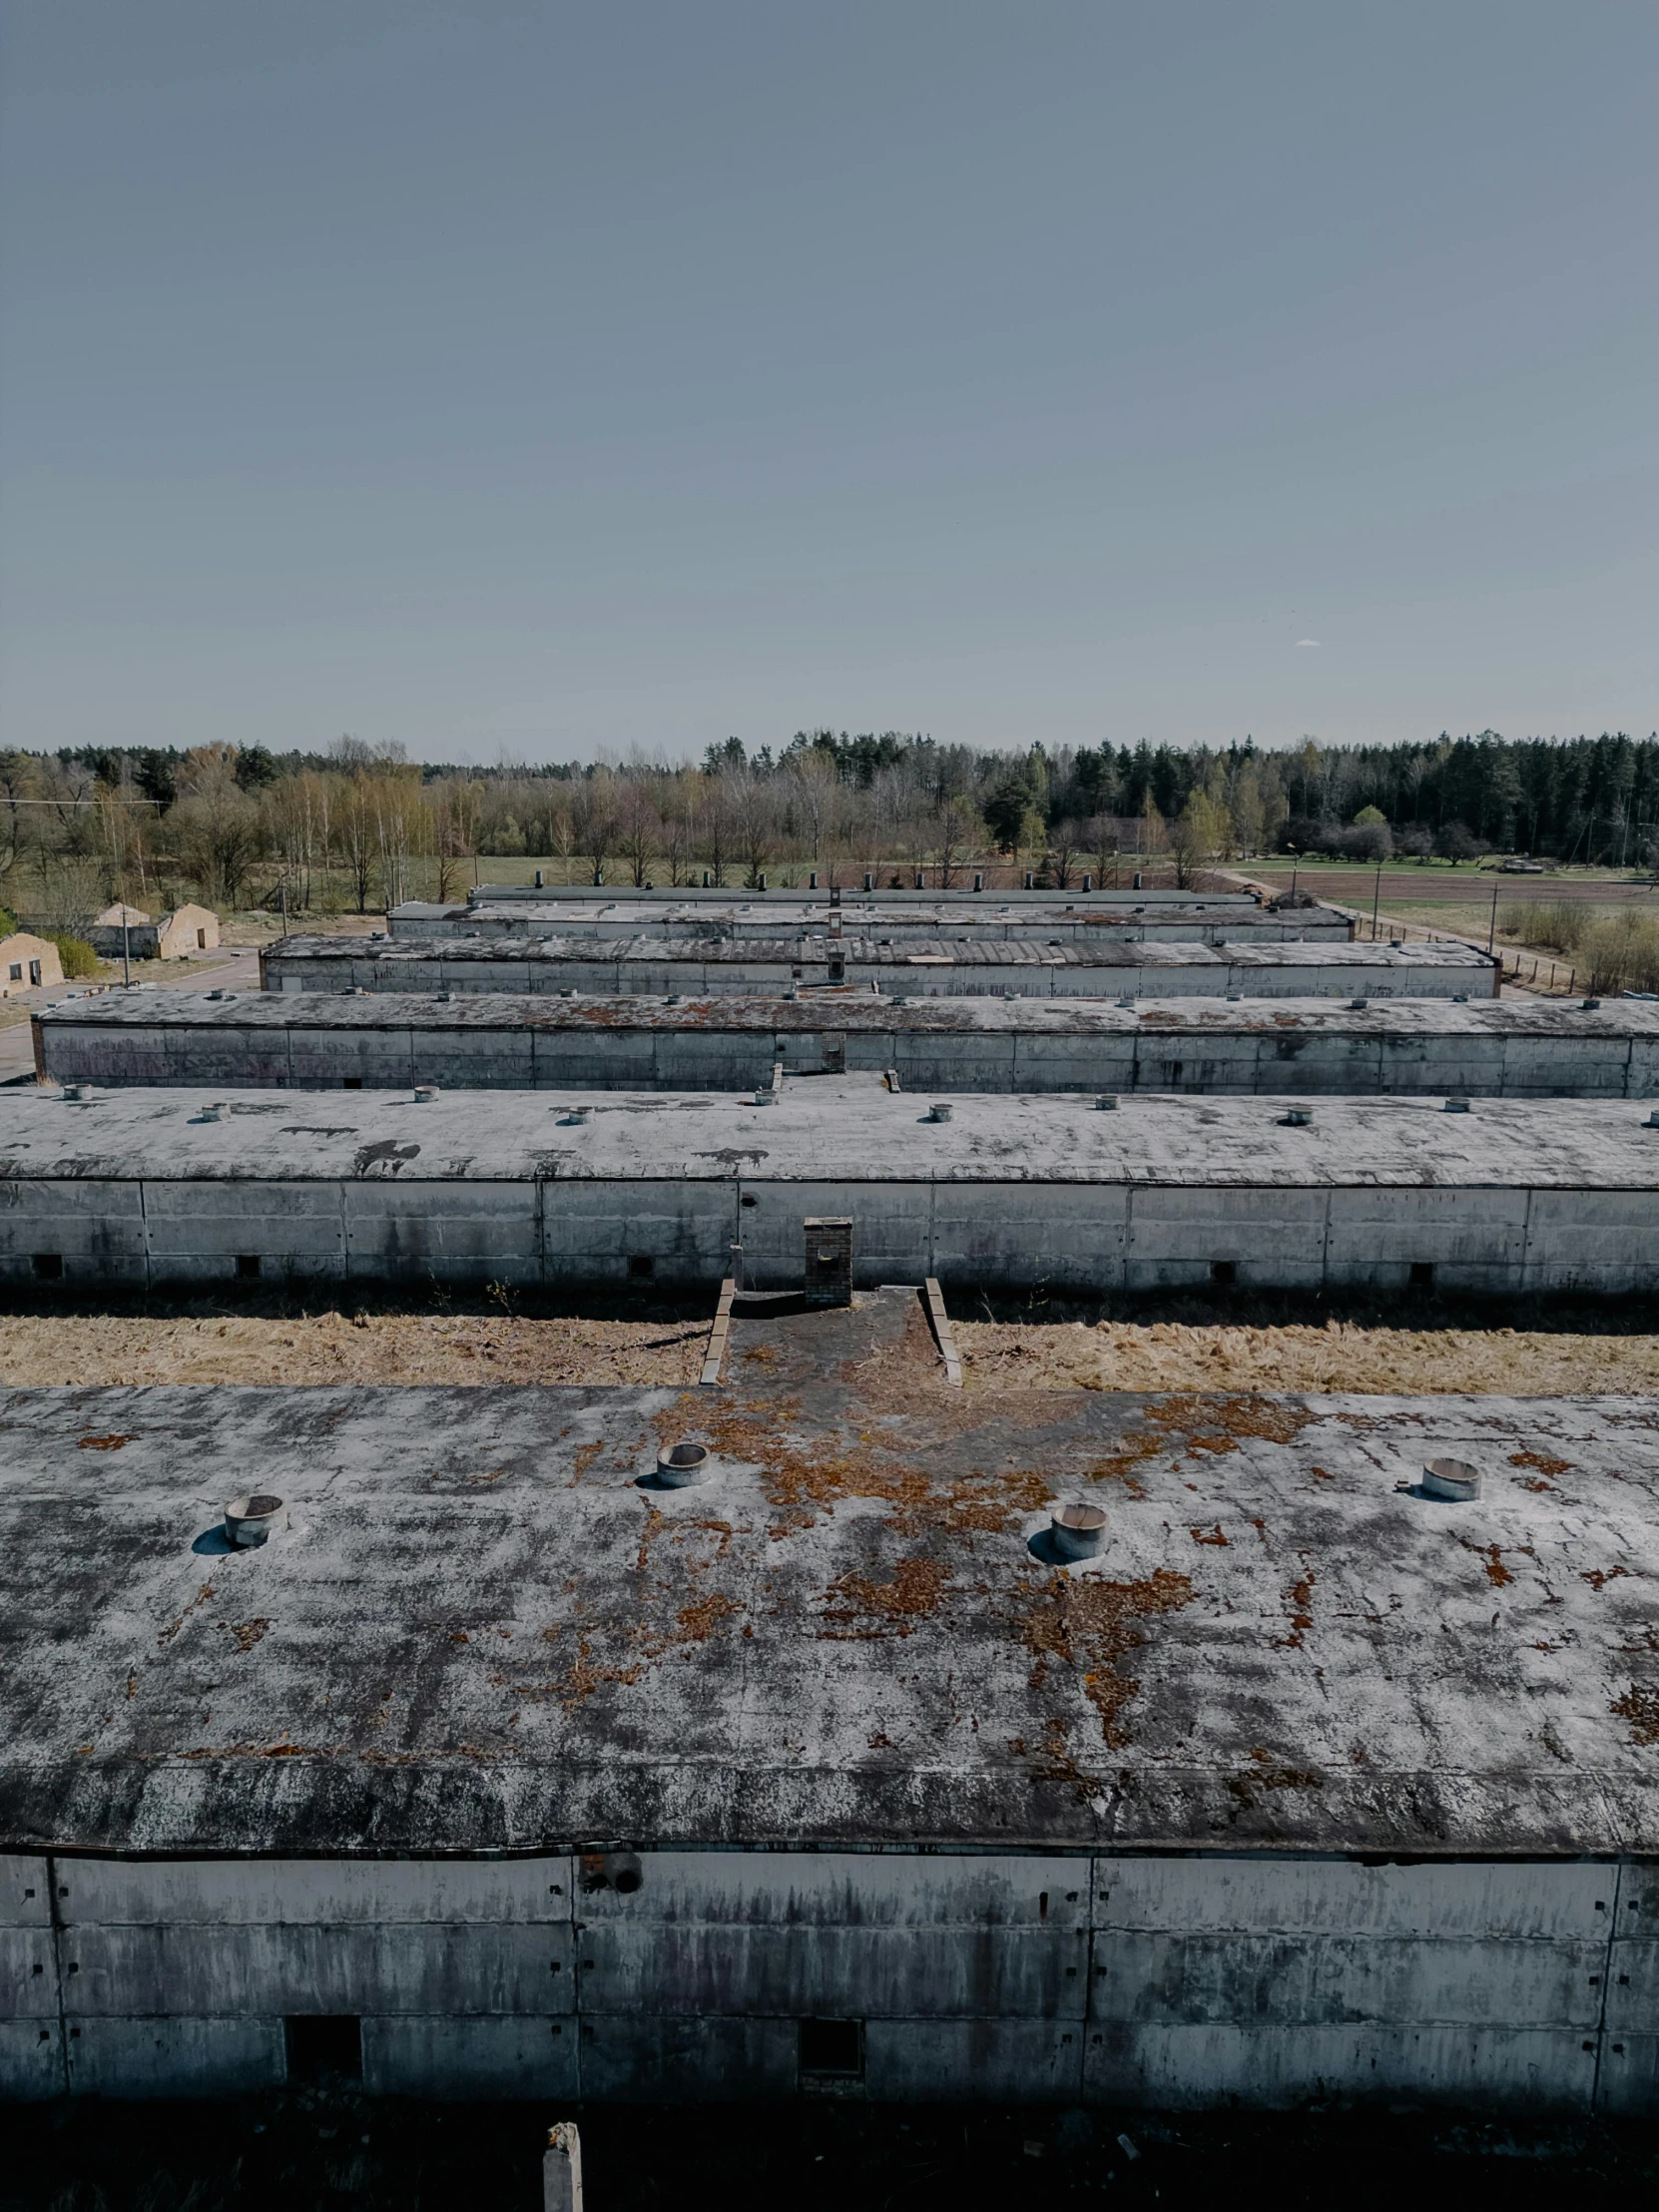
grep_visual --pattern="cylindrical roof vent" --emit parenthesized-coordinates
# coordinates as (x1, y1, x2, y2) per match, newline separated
(929, 1102, 953, 1122)
(1282, 1106, 1314, 1126)
(1443, 1097, 1471, 1113)
(224, 1493, 283, 1546)
(1421, 1456, 1481, 1501)
(657, 1442, 709, 1488)
(1051, 1501, 1107, 1559)
(566, 1104, 591, 1125)
(414, 1084, 439, 1102)
(1095, 1094, 1118, 1111)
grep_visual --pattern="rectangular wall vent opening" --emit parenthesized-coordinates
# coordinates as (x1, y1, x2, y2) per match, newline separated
(628, 1254, 655, 1279)
(236, 1255, 261, 1280)
(1210, 1261, 1237, 1287)
(31, 1254, 62, 1281)
(1409, 1262, 1435, 1290)
(284, 2014, 362, 2083)
(798, 2017, 862, 2078)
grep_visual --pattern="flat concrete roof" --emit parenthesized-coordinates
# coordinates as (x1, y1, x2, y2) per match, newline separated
(39, 989, 1659, 1042)
(272, 933, 1492, 973)
(394, 897, 1338, 934)
(6, 1081, 1658, 1186)
(463, 883, 1263, 906)
(0, 1292, 1654, 1855)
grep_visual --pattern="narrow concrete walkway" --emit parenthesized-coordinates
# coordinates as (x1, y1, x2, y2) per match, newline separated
(0, 945, 263, 1083)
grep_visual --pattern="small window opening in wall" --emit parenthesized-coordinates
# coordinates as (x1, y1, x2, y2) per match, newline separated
(342, 1077, 363, 1089)
(32, 1254, 63, 1282)
(284, 2014, 361, 2083)
(236, 1255, 261, 1280)
(1409, 1262, 1435, 1290)
(799, 2017, 862, 2079)
(1210, 1261, 1237, 1288)
(628, 1254, 655, 1279)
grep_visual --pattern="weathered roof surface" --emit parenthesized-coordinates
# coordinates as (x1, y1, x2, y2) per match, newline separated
(38, 988, 1659, 1041)
(4, 1081, 1658, 1185)
(392, 897, 1339, 937)
(460, 884, 1263, 908)
(0, 1293, 1654, 1857)
(271, 932, 1491, 971)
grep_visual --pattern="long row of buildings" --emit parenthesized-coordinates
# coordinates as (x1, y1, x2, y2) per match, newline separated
(2, 880, 1655, 2111)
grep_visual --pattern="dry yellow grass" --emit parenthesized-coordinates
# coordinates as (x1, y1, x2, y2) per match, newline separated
(956, 1318, 1659, 1396)
(0, 1309, 708, 1389)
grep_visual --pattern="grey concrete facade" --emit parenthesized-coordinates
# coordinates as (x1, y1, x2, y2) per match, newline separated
(1, 1083, 1655, 1293)
(37, 990, 1659, 1098)
(0, 1359, 1654, 2107)
(3, 1850, 1647, 2106)
(263, 933, 1498, 1000)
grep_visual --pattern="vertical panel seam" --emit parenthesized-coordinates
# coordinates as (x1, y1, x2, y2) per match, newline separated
(1590, 1860, 1624, 2110)
(46, 1851, 71, 2096)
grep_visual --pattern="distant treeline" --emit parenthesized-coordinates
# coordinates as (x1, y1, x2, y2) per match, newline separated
(3, 728, 1654, 921)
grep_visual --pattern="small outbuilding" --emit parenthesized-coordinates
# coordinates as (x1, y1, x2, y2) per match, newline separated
(0, 932, 63, 997)
(87, 903, 219, 961)
(154, 903, 220, 958)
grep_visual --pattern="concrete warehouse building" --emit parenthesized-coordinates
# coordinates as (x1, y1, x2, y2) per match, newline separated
(389, 894, 1356, 945)
(0, 1298, 1655, 2106)
(35, 989, 1659, 1099)
(262, 933, 1497, 1000)
(2, 1082, 1655, 1294)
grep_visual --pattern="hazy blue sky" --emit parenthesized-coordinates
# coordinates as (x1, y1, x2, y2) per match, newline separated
(3, 2, 1656, 764)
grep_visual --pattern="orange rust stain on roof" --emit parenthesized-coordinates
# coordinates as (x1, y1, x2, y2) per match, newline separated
(1511, 1448, 1573, 1478)
(821, 1557, 949, 1639)
(1020, 1567, 1195, 1748)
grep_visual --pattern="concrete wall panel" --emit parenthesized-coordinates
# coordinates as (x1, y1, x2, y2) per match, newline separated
(0, 1855, 52, 1925)
(141, 1181, 345, 1281)
(1522, 1191, 1659, 1293)
(341, 1183, 541, 1284)
(576, 2013, 799, 2099)
(1, 1926, 59, 2017)
(59, 1855, 574, 1926)
(865, 2019, 1084, 2100)
(60, 1923, 573, 2017)
(1324, 1187, 1533, 1288)
(1083, 2023, 1599, 2110)
(581, 1925, 1086, 2019)
(0, 2020, 63, 2099)
(1094, 1856, 1611, 1938)
(363, 2014, 577, 2097)
(1089, 1931, 1602, 2027)
(1125, 1188, 1331, 1289)
(932, 1185, 1128, 1290)
(64, 2016, 284, 2098)
(0, 1179, 148, 1286)
(540, 1180, 735, 1282)
(1597, 2034, 1659, 2113)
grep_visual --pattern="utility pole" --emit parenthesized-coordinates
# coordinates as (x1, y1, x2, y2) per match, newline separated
(121, 911, 131, 990)
(1487, 874, 1500, 954)
(1371, 855, 1383, 941)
